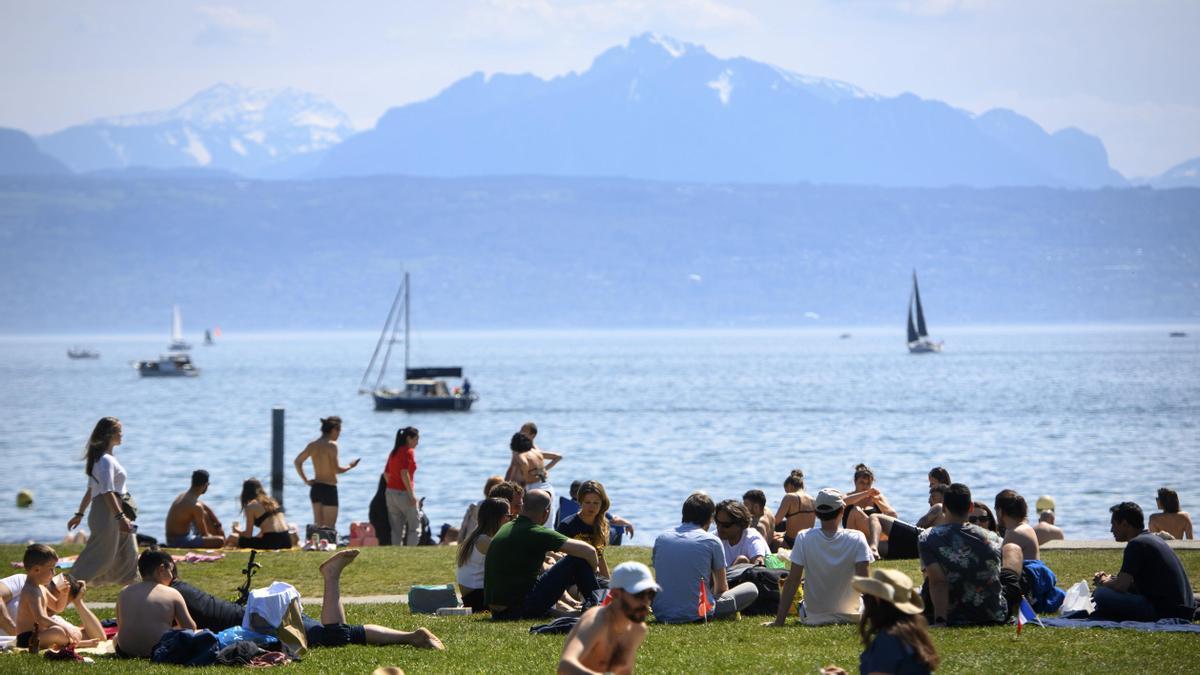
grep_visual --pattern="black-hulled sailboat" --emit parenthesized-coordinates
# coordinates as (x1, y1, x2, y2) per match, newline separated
(907, 271, 943, 354)
(359, 272, 477, 411)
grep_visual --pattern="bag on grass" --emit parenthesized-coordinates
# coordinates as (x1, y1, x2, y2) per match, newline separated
(408, 584, 460, 613)
(1059, 580, 1094, 615)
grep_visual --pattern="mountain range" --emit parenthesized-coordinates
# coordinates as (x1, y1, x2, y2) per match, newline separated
(8, 34, 1195, 187)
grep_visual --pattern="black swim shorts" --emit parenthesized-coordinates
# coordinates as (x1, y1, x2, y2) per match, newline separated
(885, 520, 922, 560)
(310, 482, 338, 506)
(301, 616, 366, 647)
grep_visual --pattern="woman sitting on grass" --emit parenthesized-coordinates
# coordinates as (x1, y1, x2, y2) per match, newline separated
(228, 478, 295, 550)
(846, 463, 898, 518)
(456, 497, 511, 612)
(969, 501, 998, 533)
(822, 569, 940, 675)
(773, 469, 815, 549)
(1149, 487, 1193, 540)
(556, 480, 613, 577)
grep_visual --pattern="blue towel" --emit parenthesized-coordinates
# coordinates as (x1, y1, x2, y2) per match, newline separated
(1041, 617, 1200, 633)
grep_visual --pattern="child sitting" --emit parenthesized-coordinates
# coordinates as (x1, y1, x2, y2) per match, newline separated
(14, 544, 105, 650)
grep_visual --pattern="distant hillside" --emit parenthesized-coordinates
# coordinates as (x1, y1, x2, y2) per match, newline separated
(319, 33, 1126, 189)
(37, 84, 353, 178)
(0, 175, 1195, 334)
(0, 128, 70, 176)
(1151, 157, 1200, 188)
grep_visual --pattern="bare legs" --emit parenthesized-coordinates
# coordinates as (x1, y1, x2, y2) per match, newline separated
(317, 549, 444, 650)
(312, 503, 338, 530)
(868, 514, 898, 558)
(38, 582, 104, 649)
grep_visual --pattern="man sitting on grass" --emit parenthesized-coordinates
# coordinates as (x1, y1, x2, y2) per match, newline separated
(557, 561, 658, 675)
(166, 548, 443, 651)
(115, 550, 197, 657)
(1092, 501, 1196, 621)
(917, 483, 1025, 627)
(714, 499, 769, 568)
(770, 489, 873, 626)
(14, 544, 105, 649)
(1034, 509, 1064, 545)
(485, 489, 601, 620)
(164, 470, 226, 549)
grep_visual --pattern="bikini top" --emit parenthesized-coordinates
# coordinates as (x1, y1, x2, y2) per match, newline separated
(254, 509, 282, 527)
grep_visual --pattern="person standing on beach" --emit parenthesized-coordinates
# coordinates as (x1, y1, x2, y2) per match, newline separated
(293, 416, 360, 530)
(384, 426, 421, 546)
(66, 417, 138, 586)
(505, 422, 562, 488)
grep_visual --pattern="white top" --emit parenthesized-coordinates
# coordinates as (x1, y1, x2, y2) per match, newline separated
(790, 527, 874, 624)
(721, 527, 770, 568)
(88, 453, 127, 497)
(526, 480, 557, 527)
(455, 538, 487, 589)
(0, 574, 26, 636)
(243, 581, 302, 632)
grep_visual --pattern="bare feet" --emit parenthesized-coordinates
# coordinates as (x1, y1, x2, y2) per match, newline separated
(319, 549, 360, 578)
(410, 627, 444, 650)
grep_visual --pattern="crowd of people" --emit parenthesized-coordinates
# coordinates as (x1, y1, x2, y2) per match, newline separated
(3, 416, 1196, 673)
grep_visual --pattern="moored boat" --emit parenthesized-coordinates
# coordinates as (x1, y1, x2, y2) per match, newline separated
(67, 347, 100, 359)
(134, 353, 199, 377)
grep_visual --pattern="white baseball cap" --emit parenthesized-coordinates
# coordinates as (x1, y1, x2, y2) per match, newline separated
(609, 561, 661, 594)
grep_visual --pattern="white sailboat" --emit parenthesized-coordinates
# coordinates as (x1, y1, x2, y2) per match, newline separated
(168, 305, 192, 351)
(907, 271, 943, 353)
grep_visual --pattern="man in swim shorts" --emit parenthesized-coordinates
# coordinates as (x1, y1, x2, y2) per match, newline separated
(293, 416, 359, 529)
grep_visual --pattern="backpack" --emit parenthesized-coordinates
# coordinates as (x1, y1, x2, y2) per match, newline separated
(727, 564, 788, 616)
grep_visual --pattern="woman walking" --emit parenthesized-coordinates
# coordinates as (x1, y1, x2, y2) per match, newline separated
(66, 417, 138, 586)
(384, 427, 421, 546)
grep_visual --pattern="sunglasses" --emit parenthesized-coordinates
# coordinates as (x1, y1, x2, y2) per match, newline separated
(968, 515, 989, 524)
(714, 518, 736, 528)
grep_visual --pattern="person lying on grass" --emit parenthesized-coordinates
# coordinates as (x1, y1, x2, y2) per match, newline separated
(14, 544, 105, 650)
(146, 547, 444, 652)
(558, 562, 658, 675)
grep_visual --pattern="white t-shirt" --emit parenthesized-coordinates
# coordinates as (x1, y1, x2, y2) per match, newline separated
(790, 526, 874, 624)
(243, 581, 302, 632)
(0, 574, 26, 636)
(721, 528, 770, 568)
(88, 454, 127, 497)
(455, 538, 487, 589)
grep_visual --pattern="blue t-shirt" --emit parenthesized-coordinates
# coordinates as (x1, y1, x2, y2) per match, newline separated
(859, 631, 932, 675)
(651, 523, 726, 623)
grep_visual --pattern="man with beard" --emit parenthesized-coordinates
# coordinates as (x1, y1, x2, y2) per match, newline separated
(558, 562, 657, 675)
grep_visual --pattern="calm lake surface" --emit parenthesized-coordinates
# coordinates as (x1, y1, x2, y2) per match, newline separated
(1, 327, 1197, 544)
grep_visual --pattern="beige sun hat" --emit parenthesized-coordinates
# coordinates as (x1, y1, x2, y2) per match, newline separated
(851, 568, 924, 615)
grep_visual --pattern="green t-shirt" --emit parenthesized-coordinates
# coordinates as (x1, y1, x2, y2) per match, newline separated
(483, 515, 568, 608)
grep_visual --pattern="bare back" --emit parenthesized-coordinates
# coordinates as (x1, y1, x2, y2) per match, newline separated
(561, 605, 645, 675)
(1004, 522, 1041, 560)
(508, 449, 546, 487)
(1149, 512, 1193, 540)
(164, 492, 204, 538)
(776, 492, 816, 539)
(299, 438, 341, 484)
(116, 582, 192, 657)
(1033, 522, 1064, 545)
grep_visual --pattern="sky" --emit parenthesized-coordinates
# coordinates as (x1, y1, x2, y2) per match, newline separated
(1, 1, 1197, 178)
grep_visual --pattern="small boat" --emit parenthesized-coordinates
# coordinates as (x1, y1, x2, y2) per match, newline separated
(67, 347, 100, 359)
(839, 333, 852, 340)
(907, 270, 943, 354)
(1169, 332, 1188, 338)
(168, 305, 191, 351)
(134, 353, 199, 377)
(359, 272, 477, 411)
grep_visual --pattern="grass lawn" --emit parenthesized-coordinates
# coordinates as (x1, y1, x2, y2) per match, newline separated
(2, 545, 1198, 673)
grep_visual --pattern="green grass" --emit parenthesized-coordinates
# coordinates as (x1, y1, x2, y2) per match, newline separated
(3, 545, 1198, 673)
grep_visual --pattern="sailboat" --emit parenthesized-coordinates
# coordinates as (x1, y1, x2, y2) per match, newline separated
(907, 271, 943, 354)
(359, 272, 477, 411)
(168, 305, 192, 351)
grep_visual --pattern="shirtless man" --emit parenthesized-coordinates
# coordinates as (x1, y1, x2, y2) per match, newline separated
(1033, 510, 1064, 544)
(165, 470, 225, 548)
(994, 490, 1040, 560)
(115, 550, 196, 657)
(915, 483, 949, 529)
(742, 490, 775, 550)
(558, 561, 655, 675)
(294, 416, 360, 529)
(14, 544, 104, 650)
(505, 422, 561, 488)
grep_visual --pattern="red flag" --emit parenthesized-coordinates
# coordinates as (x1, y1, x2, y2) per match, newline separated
(601, 590, 612, 606)
(697, 578, 713, 618)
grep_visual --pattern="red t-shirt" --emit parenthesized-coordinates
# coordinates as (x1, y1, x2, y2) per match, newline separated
(385, 446, 416, 491)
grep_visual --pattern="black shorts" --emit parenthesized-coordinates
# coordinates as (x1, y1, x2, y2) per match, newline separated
(301, 616, 366, 647)
(16, 631, 32, 648)
(885, 520, 922, 559)
(310, 482, 338, 506)
(237, 531, 293, 550)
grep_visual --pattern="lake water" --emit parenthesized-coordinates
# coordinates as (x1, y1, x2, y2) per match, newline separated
(1, 326, 1197, 544)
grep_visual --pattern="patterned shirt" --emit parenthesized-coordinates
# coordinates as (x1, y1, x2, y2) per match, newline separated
(918, 522, 1006, 625)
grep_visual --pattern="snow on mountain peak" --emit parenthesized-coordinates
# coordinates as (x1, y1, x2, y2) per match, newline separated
(645, 33, 687, 58)
(708, 69, 734, 106)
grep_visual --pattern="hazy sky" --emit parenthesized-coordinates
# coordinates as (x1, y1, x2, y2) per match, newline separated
(2, 1, 1197, 178)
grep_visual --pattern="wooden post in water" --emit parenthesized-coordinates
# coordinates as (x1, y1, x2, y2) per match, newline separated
(271, 407, 285, 507)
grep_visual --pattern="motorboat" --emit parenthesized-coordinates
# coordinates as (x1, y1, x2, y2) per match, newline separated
(907, 270, 943, 354)
(67, 347, 100, 359)
(134, 353, 199, 377)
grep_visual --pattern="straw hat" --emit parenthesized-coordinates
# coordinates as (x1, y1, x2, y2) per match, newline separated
(851, 569, 924, 614)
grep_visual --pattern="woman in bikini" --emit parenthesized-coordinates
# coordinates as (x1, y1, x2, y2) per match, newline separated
(845, 463, 898, 518)
(1149, 487, 1193, 539)
(228, 479, 295, 549)
(772, 469, 815, 549)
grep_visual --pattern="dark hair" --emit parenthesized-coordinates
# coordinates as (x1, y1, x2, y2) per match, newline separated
(393, 426, 419, 451)
(191, 469, 210, 489)
(783, 469, 805, 491)
(520, 421, 538, 438)
(970, 501, 997, 532)
(854, 463, 875, 484)
(929, 484, 949, 500)
(569, 480, 583, 500)
(682, 492, 715, 527)
(928, 467, 951, 485)
(716, 499, 753, 529)
(1110, 501, 1145, 531)
(138, 548, 175, 579)
(1157, 488, 1180, 514)
(576, 480, 611, 547)
(858, 595, 940, 670)
(816, 505, 845, 522)
(23, 543, 57, 570)
(482, 475, 504, 498)
(994, 489, 1027, 521)
(510, 432, 533, 453)
(742, 489, 767, 509)
(84, 417, 121, 477)
(457, 497, 510, 567)
(523, 489, 551, 516)
(320, 416, 342, 434)
(488, 481, 523, 503)
(239, 478, 280, 513)
(943, 483, 972, 517)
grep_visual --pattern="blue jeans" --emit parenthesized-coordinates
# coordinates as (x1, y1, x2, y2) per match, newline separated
(1092, 586, 1158, 621)
(495, 555, 599, 620)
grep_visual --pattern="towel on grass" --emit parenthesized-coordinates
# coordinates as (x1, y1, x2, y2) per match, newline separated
(1040, 617, 1200, 633)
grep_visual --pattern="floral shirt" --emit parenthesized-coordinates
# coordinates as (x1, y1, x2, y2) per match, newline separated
(918, 522, 1007, 625)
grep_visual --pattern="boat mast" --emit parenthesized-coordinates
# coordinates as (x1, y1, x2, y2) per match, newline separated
(404, 271, 411, 379)
(359, 278, 405, 393)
